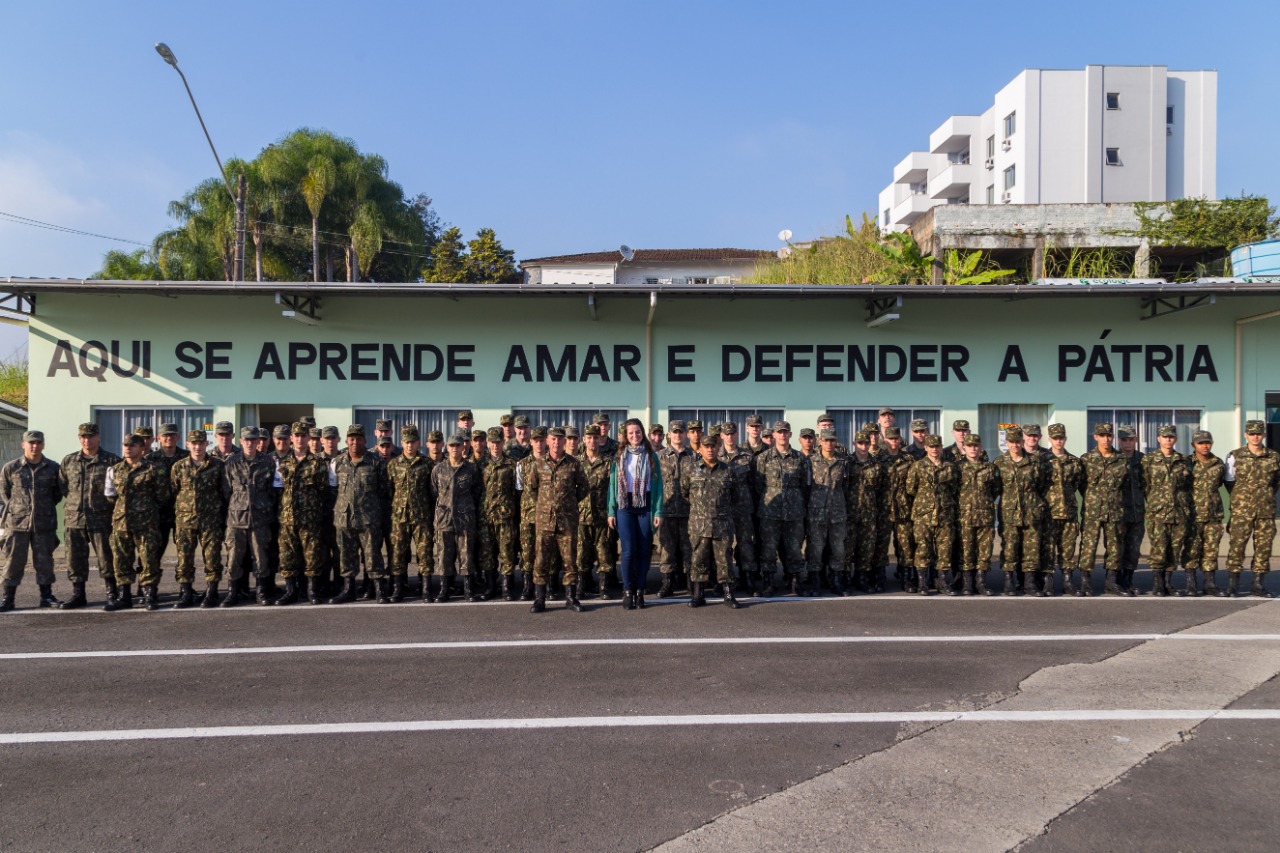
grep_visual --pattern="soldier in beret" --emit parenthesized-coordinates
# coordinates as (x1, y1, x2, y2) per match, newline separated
(0, 431, 63, 612)
(169, 429, 227, 608)
(57, 422, 121, 609)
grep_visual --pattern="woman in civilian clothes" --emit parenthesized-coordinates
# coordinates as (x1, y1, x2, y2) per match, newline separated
(608, 419, 664, 610)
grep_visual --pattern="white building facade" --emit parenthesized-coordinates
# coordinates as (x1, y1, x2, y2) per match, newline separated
(521, 249, 771, 285)
(879, 65, 1217, 232)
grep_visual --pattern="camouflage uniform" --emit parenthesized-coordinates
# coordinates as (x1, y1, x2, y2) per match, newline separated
(480, 442, 519, 580)
(59, 439, 122, 585)
(170, 453, 226, 583)
(905, 452, 959, 579)
(1142, 446, 1192, 575)
(332, 450, 390, 579)
(577, 451, 616, 579)
(1119, 442, 1146, 585)
(885, 449, 916, 581)
(145, 441, 189, 562)
(525, 452, 590, 586)
(657, 441, 694, 580)
(1, 453, 62, 589)
(108, 458, 172, 587)
(754, 440, 811, 583)
(223, 449, 280, 583)
(1225, 430, 1280, 576)
(1076, 442, 1130, 584)
(1044, 447, 1084, 578)
(806, 450, 854, 583)
(683, 455, 740, 585)
(957, 455, 999, 580)
(388, 451, 435, 580)
(992, 444, 1046, 579)
(846, 452, 886, 581)
(516, 442, 547, 582)
(277, 449, 330, 579)
(1186, 450, 1226, 574)
(430, 455, 482, 578)
(718, 439, 757, 587)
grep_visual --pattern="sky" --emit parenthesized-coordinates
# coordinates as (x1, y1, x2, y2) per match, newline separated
(1, 0, 1277, 358)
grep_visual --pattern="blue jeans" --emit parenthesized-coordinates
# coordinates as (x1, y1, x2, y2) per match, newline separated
(616, 507, 654, 592)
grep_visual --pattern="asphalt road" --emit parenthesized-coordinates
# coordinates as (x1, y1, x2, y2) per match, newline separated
(2, 569, 1278, 852)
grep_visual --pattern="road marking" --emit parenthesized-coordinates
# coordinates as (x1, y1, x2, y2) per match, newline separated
(3, 633, 1280, 661)
(1, 709, 1275, 745)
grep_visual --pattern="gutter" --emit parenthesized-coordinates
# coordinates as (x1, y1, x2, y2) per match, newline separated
(1234, 308, 1280, 435)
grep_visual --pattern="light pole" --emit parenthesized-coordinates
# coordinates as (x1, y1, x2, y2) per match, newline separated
(154, 42, 245, 281)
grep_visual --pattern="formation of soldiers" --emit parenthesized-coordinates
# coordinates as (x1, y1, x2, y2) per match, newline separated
(1, 407, 1277, 613)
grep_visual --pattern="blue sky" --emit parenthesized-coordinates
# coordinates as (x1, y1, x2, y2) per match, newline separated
(1, 0, 1277, 307)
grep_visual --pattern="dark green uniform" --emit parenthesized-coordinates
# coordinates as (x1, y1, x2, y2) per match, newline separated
(388, 453, 434, 580)
(1076, 447, 1130, 589)
(1187, 453, 1226, 575)
(754, 446, 810, 585)
(1, 456, 62, 590)
(1225, 441, 1280, 576)
(683, 456, 740, 585)
(107, 458, 171, 587)
(59, 446, 122, 586)
(170, 455, 226, 584)
(525, 453, 590, 586)
(277, 451, 330, 579)
(332, 452, 390, 579)
(906, 456, 959, 586)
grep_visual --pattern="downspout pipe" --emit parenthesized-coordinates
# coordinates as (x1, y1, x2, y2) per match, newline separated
(1234, 308, 1280, 435)
(645, 291, 657, 427)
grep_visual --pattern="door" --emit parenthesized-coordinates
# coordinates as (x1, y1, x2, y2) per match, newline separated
(978, 404, 1050, 455)
(252, 404, 316, 433)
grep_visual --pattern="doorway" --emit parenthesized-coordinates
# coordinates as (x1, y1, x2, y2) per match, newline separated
(244, 404, 316, 433)
(978, 403, 1050, 455)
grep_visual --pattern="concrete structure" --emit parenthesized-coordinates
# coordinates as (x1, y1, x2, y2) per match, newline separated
(879, 65, 1217, 232)
(5, 277, 1280, 467)
(521, 249, 772, 285)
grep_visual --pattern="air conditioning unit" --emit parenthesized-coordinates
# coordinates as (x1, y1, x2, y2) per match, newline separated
(1001, 192, 1012, 203)
(1001, 139, 1012, 151)
(1166, 126, 1173, 136)
(984, 158, 994, 170)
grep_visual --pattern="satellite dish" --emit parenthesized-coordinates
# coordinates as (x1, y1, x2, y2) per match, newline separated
(778, 229, 793, 242)
(619, 245, 635, 262)
(776, 248, 792, 259)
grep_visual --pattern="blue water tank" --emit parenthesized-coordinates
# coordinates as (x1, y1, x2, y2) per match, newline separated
(1231, 239, 1280, 278)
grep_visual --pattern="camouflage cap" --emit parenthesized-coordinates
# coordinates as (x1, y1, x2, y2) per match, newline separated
(668, 420, 686, 431)
(707, 423, 721, 437)
(1117, 425, 1137, 440)
(240, 426, 260, 440)
(815, 412, 835, 425)
(1004, 426, 1024, 442)
(883, 426, 902, 439)
(853, 430, 870, 444)
(123, 433, 146, 447)
(698, 435, 717, 448)
(564, 426, 580, 438)
(377, 435, 392, 446)
(686, 419, 703, 431)
(861, 423, 881, 435)
(1047, 423, 1067, 439)
(214, 421, 235, 436)
(78, 422, 99, 437)
(187, 429, 208, 443)
(446, 432, 466, 446)
(531, 426, 549, 439)
(300, 416, 317, 427)
(23, 430, 44, 443)
(321, 426, 341, 440)
(951, 420, 971, 432)
(1193, 430, 1213, 444)
(401, 424, 420, 440)
(457, 410, 474, 421)
(818, 428, 837, 441)
(924, 434, 942, 447)
(584, 424, 601, 437)
(272, 424, 290, 439)
(963, 433, 982, 447)
(910, 419, 929, 432)
(878, 407, 895, 417)
(291, 422, 309, 436)
(499, 414, 513, 426)
(308, 427, 322, 439)
(1245, 419, 1267, 435)
(1022, 423, 1042, 437)
(426, 430, 444, 442)
(720, 421, 737, 435)
(346, 424, 365, 438)
(547, 427, 566, 438)
(375, 419, 393, 431)
(471, 429, 487, 440)
(649, 424, 664, 434)
(158, 423, 179, 436)
(745, 414, 764, 427)
(134, 426, 155, 439)
(513, 415, 530, 428)
(486, 427, 504, 443)
(1157, 424, 1177, 438)
(773, 420, 792, 433)
(1094, 422, 1114, 436)
(799, 428, 816, 439)
(592, 412, 610, 424)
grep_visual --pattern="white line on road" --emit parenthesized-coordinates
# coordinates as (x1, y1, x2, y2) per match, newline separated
(3, 633, 1280, 661)
(1, 709, 1275, 745)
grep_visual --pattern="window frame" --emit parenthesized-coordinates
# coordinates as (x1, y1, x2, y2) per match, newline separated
(1003, 164, 1017, 190)
(1086, 407, 1203, 453)
(667, 407, 785, 445)
(1105, 147, 1121, 166)
(92, 406, 215, 451)
(352, 406, 460, 440)
(1003, 112, 1016, 138)
(824, 407, 942, 445)
(1106, 92, 1121, 110)
(511, 407, 629, 437)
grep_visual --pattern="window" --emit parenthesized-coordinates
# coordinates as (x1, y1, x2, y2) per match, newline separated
(1106, 92, 1120, 110)
(986, 184, 995, 204)
(354, 407, 455, 438)
(1166, 105, 1175, 124)
(512, 408, 628, 435)
(668, 408, 784, 443)
(1003, 165, 1017, 190)
(1086, 408, 1202, 453)
(883, 208, 890, 227)
(826, 408, 941, 445)
(1003, 112, 1016, 138)
(1105, 147, 1121, 166)
(986, 135, 995, 158)
(948, 149, 970, 165)
(93, 407, 214, 451)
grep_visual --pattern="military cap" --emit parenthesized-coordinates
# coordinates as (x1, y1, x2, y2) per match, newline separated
(1157, 425, 1177, 438)
(401, 424, 420, 440)
(1047, 423, 1067, 439)
(377, 435, 392, 446)
(487, 427, 504, 443)
(698, 435, 717, 448)
(721, 421, 737, 435)
(272, 424, 291, 439)
(123, 433, 146, 447)
(1117, 425, 1136, 440)
(964, 433, 983, 447)
(745, 414, 764, 427)
(1094, 422, 1114, 436)
(924, 434, 942, 447)
(1022, 423, 1042, 437)
(291, 422, 309, 436)
(531, 426, 549, 439)
(375, 419, 393, 431)
(686, 419, 703, 432)
(1245, 419, 1266, 435)
(952, 420, 971, 432)
(214, 421, 235, 436)
(584, 424, 601, 437)
(23, 429, 44, 443)
(547, 427, 566, 438)
(861, 423, 881, 435)
(187, 429, 208, 443)
(240, 426, 260, 440)
(910, 419, 929, 432)
(426, 430, 444, 442)
(853, 430, 870, 443)
(799, 427, 816, 439)
(668, 419, 686, 431)
(471, 429, 487, 440)
(878, 407, 895, 416)
(346, 424, 365, 438)
(816, 412, 835, 424)
(883, 426, 902, 439)
(446, 432, 466, 446)
(1004, 426, 1024, 442)
(499, 414, 513, 426)
(592, 412, 610, 424)
(708, 423, 721, 437)
(513, 415, 530, 428)
(649, 424, 664, 435)
(300, 416, 317, 427)
(157, 423, 179, 436)
(564, 426, 580, 438)
(1193, 430, 1214, 444)
(134, 426, 155, 439)
(457, 410, 474, 421)
(819, 428, 838, 441)
(308, 427, 322, 439)
(78, 422, 99, 437)
(321, 425, 341, 440)
(773, 420, 792, 433)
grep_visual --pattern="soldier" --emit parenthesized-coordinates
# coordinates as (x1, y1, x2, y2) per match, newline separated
(944, 420, 987, 464)
(480, 426, 519, 600)
(657, 419, 693, 598)
(0, 431, 63, 612)
(593, 413, 620, 458)
(1077, 423, 1131, 596)
(374, 419, 402, 459)
(1044, 424, 1086, 596)
(319, 425, 343, 595)
(146, 423, 189, 577)
(877, 407, 896, 436)
(269, 424, 291, 461)
(387, 425, 435, 602)
(686, 420, 704, 454)
(563, 425, 580, 459)
(957, 433, 999, 595)
(906, 435, 959, 595)
(907, 418, 929, 460)
(369, 435, 399, 588)
(1142, 425, 1193, 597)
(429, 433, 483, 602)
(808, 428, 854, 596)
(330, 424, 391, 603)
(273, 422, 330, 605)
(992, 426, 1047, 595)
(456, 410, 476, 458)
(815, 413, 849, 456)
(718, 422, 758, 596)
(848, 430, 887, 593)
(169, 429, 226, 608)
(515, 425, 549, 599)
(745, 415, 768, 456)
(577, 424, 616, 600)
(797, 427, 817, 459)
(1224, 420, 1280, 597)
(682, 434, 742, 608)
(1186, 431, 1226, 597)
(57, 422, 121, 610)
(861, 423, 882, 458)
(883, 426, 918, 590)
(754, 420, 810, 596)
(134, 425, 155, 453)
(210, 421, 239, 461)
(219, 427, 280, 607)
(1117, 425, 1145, 593)
(470, 429, 490, 471)
(524, 426, 590, 613)
(500, 414, 515, 445)
(649, 423, 666, 450)
(505, 415, 532, 461)
(104, 432, 172, 611)
(424, 429, 445, 464)
(307, 427, 324, 457)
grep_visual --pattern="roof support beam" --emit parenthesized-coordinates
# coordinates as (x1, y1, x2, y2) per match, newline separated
(0, 291, 35, 316)
(1140, 293, 1215, 320)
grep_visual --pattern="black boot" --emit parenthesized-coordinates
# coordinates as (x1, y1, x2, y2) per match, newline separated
(60, 582, 88, 610)
(1121, 568, 1138, 596)
(721, 583, 740, 609)
(975, 570, 993, 597)
(1040, 572, 1055, 597)
(760, 572, 777, 597)
(1226, 573, 1241, 597)
(501, 575, 515, 601)
(328, 577, 358, 605)
(905, 567, 919, 594)
(420, 576, 434, 603)
(1078, 567, 1093, 596)
(255, 580, 271, 606)
(219, 582, 239, 608)
(1025, 571, 1043, 597)
(564, 582, 584, 612)
(1251, 571, 1273, 598)
(374, 578, 391, 604)
(658, 575, 674, 599)
(1151, 570, 1169, 597)
(919, 569, 934, 596)
(273, 577, 300, 606)
(37, 584, 62, 608)
(463, 576, 482, 602)
(1105, 570, 1124, 596)
(142, 583, 160, 611)
(943, 570, 960, 597)
(390, 575, 405, 603)
(635, 588, 647, 609)
(1003, 571, 1018, 596)
(548, 575, 563, 601)
(623, 589, 636, 610)
(433, 576, 453, 603)
(870, 567, 887, 594)
(104, 579, 118, 607)
(105, 584, 134, 611)
(961, 571, 975, 596)
(530, 583, 547, 613)
(1203, 570, 1221, 597)
(1062, 569, 1077, 597)
(689, 582, 705, 608)
(520, 574, 535, 601)
(596, 572, 612, 600)
(174, 582, 195, 609)
(201, 583, 220, 608)
(0, 586, 15, 612)
(1179, 569, 1198, 598)
(305, 577, 322, 605)
(788, 575, 802, 596)
(829, 571, 845, 597)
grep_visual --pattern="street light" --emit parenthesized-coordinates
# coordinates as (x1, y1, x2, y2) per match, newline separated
(154, 42, 245, 281)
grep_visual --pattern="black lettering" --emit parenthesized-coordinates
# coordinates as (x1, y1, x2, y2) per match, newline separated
(1059, 345, 1086, 382)
(614, 345, 641, 382)
(78, 341, 108, 383)
(722, 345, 750, 382)
(848, 346, 874, 382)
(1145, 345, 1173, 382)
(253, 343, 284, 380)
(142, 341, 151, 377)
(351, 343, 378, 381)
(668, 345, 696, 383)
(288, 343, 317, 380)
(878, 345, 906, 382)
(1175, 344, 1185, 381)
(502, 345, 531, 383)
(174, 341, 202, 379)
(447, 345, 475, 382)
(755, 345, 782, 382)
(536, 345, 576, 382)
(998, 345, 1029, 382)
(320, 343, 347, 380)
(415, 344, 444, 381)
(1084, 344, 1114, 382)
(109, 340, 142, 378)
(785, 345, 813, 382)
(380, 344, 409, 382)
(909, 344, 938, 382)
(1187, 345, 1218, 381)
(941, 344, 969, 382)
(580, 345, 609, 382)
(1110, 344, 1140, 381)
(206, 342, 233, 379)
(816, 345, 842, 382)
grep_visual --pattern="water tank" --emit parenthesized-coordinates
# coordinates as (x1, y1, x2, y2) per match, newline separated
(1230, 239, 1280, 278)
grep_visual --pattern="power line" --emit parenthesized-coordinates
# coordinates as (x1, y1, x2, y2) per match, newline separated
(0, 211, 148, 246)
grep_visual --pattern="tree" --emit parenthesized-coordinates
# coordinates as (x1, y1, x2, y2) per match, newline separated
(465, 228, 519, 283)
(422, 227, 469, 282)
(90, 248, 162, 280)
(155, 177, 237, 280)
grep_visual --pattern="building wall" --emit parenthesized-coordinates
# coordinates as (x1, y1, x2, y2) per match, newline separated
(1168, 70, 1217, 199)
